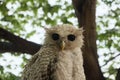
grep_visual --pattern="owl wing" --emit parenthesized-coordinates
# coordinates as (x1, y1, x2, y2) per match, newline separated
(22, 46, 57, 80)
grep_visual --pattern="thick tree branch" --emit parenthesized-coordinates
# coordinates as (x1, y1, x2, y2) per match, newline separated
(0, 28, 41, 55)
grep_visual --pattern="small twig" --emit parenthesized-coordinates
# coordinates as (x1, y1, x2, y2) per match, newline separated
(101, 53, 120, 67)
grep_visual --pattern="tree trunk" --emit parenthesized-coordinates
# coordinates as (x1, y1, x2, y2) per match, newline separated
(72, 0, 105, 80)
(116, 68, 120, 80)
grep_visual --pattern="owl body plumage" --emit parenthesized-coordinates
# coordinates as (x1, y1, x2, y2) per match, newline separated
(22, 24, 86, 80)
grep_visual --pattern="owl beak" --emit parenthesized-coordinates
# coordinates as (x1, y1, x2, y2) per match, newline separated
(60, 41, 65, 51)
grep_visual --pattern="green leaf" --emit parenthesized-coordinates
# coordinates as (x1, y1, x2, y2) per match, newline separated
(26, 30, 36, 38)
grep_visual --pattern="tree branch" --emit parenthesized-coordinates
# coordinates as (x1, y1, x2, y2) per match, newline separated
(0, 27, 41, 55)
(102, 53, 120, 67)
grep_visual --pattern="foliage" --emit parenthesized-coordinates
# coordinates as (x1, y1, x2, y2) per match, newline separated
(0, 0, 76, 38)
(0, 0, 120, 80)
(0, 65, 20, 80)
(97, 0, 120, 79)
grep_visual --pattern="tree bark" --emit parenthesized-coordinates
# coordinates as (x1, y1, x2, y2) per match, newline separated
(116, 68, 120, 80)
(72, 0, 105, 80)
(0, 28, 41, 54)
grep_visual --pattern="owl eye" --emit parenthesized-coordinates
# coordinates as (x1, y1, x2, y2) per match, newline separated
(52, 33, 59, 40)
(67, 34, 76, 41)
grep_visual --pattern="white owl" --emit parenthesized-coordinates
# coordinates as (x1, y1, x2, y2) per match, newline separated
(22, 24, 86, 80)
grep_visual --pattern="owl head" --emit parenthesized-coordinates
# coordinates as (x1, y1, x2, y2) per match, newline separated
(44, 24, 84, 50)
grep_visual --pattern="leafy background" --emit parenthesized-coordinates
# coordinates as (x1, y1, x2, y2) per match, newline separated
(0, 0, 120, 80)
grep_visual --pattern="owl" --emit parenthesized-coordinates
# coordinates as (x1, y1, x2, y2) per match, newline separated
(22, 24, 86, 80)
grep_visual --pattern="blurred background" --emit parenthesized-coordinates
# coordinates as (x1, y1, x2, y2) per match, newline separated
(0, 0, 120, 80)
